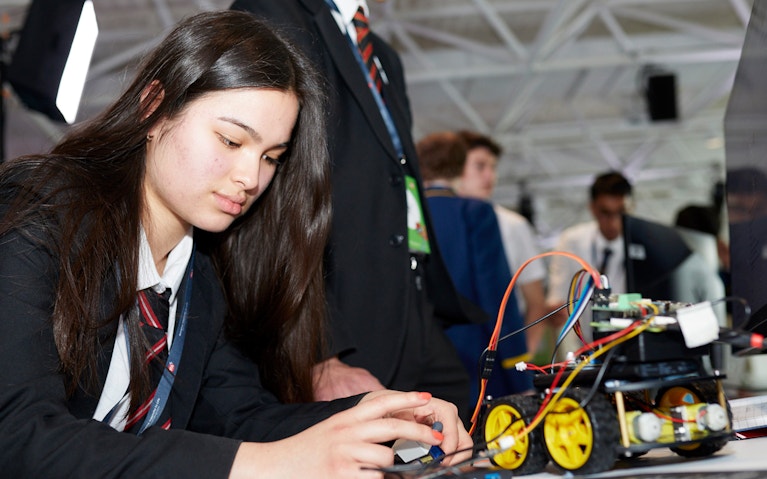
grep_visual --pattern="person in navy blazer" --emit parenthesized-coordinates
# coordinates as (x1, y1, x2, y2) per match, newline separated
(0, 12, 472, 478)
(417, 131, 533, 405)
(230, 0, 487, 418)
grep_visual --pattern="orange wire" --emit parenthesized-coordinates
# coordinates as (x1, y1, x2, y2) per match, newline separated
(468, 250, 602, 434)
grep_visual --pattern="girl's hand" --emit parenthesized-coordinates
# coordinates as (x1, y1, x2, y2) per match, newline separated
(230, 390, 473, 478)
(359, 390, 473, 466)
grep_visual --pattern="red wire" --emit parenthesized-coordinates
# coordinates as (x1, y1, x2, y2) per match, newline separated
(469, 251, 602, 434)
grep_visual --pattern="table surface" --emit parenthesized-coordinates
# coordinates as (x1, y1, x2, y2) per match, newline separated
(387, 435, 767, 479)
(520, 435, 767, 478)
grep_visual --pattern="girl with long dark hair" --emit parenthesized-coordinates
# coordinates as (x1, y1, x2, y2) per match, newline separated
(0, 10, 471, 478)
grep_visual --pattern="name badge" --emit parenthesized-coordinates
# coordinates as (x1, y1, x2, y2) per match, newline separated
(405, 175, 431, 254)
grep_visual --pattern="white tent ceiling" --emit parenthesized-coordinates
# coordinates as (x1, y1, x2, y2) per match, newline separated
(0, 0, 754, 241)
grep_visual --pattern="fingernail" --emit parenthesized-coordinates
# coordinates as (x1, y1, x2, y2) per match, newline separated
(418, 392, 432, 400)
(432, 429, 444, 441)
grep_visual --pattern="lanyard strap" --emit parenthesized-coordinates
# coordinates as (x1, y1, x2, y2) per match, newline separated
(137, 246, 195, 434)
(108, 246, 195, 433)
(323, 0, 404, 159)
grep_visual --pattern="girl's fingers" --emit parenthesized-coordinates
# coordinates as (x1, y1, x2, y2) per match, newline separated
(353, 415, 445, 446)
(352, 390, 432, 422)
(342, 390, 475, 466)
(347, 442, 396, 469)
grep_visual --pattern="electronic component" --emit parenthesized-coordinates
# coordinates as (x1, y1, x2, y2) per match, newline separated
(473, 292, 734, 476)
(393, 422, 445, 465)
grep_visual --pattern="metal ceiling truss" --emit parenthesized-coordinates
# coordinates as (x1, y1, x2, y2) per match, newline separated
(0, 0, 754, 234)
(369, 0, 750, 232)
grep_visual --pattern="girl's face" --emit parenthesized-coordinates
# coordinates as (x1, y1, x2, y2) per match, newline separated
(143, 88, 299, 240)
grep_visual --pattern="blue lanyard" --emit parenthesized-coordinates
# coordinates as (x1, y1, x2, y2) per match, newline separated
(138, 248, 194, 434)
(323, 0, 404, 159)
(109, 247, 195, 434)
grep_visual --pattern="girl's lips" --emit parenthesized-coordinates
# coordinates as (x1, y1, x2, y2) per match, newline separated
(215, 192, 245, 215)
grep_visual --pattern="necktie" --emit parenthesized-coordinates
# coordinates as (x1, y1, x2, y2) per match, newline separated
(352, 6, 383, 92)
(124, 288, 172, 433)
(599, 247, 613, 275)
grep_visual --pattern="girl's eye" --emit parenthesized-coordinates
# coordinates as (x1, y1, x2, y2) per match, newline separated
(219, 135, 241, 148)
(261, 153, 283, 166)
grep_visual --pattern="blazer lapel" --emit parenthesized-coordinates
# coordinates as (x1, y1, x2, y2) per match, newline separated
(166, 252, 219, 428)
(302, 0, 398, 160)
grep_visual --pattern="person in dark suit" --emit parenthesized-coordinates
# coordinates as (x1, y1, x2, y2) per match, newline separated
(0, 11, 471, 478)
(229, 0, 486, 417)
(417, 131, 532, 405)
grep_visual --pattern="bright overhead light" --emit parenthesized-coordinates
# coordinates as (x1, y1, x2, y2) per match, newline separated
(56, 1, 99, 124)
(7, 0, 99, 124)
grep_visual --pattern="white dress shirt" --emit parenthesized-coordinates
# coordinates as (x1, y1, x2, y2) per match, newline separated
(547, 220, 626, 304)
(328, 0, 369, 42)
(93, 227, 194, 430)
(546, 221, 625, 346)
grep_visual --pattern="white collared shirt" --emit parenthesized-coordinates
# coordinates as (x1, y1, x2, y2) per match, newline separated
(329, 0, 369, 42)
(545, 221, 625, 346)
(92, 227, 194, 430)
(546, 220, 626, 305)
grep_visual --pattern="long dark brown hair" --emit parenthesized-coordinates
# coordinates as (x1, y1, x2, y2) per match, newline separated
(0, 11, 330, 407)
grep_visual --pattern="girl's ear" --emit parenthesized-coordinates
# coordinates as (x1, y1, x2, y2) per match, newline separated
(139, 80, 165, 120)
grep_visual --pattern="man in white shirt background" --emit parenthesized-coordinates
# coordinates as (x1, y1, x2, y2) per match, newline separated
(545, 171, 632, 351)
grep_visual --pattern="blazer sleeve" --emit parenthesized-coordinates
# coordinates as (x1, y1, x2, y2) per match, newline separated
(188, 327, 363, 442)
(0, 224, 361, 478)
(0, 226, 242, 478)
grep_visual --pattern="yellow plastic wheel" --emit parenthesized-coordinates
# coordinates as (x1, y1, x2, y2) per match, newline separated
(480, 395, 549, 475)
(485, 403, 529, 469)
(541, 388, 618, 474)
(544, 396, 594, 470)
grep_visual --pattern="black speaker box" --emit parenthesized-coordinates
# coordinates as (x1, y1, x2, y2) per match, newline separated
(6, 0, 89, 122)
(645, 73, 678, 122)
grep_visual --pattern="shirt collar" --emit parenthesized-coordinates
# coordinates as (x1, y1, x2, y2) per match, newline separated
(137, 226, 194, 305)
(329, 0, 369, 38)
(593, 225, 624, 254)
(332, 0, 369, 25)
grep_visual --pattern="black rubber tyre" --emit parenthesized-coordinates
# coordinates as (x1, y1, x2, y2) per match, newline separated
(655, 380, 731, 458)
(543, 388, 619, 475)
(479, 395, 549, 475)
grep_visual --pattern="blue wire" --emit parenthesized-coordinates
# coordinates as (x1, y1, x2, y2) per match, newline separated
(557, 276, 595, 344)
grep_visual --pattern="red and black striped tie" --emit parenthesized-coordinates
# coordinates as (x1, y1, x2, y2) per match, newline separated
(124, 288, 172, 433)
(352, 6, 382, 92)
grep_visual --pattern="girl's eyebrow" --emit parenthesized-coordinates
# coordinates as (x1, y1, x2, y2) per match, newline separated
(218, 116, 290, 149)
(218, 116, 262, 143)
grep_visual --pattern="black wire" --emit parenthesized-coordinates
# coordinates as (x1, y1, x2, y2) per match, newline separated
(711, 295, 751, 318)
(497, 301, 573, 343)
(545, 308, 659, 416)
(550, 274, 596, 368)
(711, 296, 756, 331)
(477, 301, 573, 364)
(475, 301, 573, 397)
(578, 345, 619, 408)
(364, 416, 525, 478)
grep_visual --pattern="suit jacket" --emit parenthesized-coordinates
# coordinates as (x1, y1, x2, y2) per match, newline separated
(0, 221, 359, 478)
(426, 189, 533, 399)
(230, 0, 486, 387)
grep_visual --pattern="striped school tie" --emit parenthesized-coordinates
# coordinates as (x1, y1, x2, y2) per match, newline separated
(124, 288, 172, 433)
(352, 6, 383, 92)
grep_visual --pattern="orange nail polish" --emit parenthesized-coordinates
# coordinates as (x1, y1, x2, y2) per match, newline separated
(418, 391, 432, 400)
(432, 429, 444, 441)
